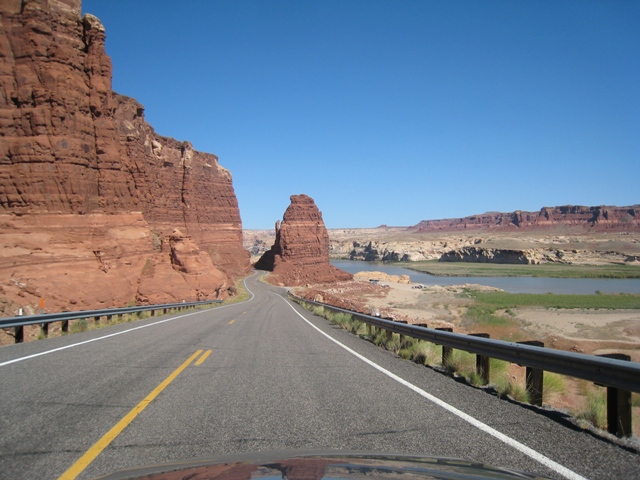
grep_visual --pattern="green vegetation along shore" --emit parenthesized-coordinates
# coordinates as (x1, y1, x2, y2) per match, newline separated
(401, 260, 640, 279)
(465, 290, 640, 310)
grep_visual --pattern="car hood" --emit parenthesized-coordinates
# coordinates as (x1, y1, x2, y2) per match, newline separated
(96, 450, 552, 480)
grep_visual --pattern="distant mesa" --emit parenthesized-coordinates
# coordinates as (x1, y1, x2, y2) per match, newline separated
(409, 205, 640, 232)
(255, 195, 353, 286)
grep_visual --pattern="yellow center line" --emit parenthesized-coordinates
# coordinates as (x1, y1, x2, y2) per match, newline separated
(195, 349, 212, 365)
(228, 319, 235, 325)
(58, 350, 203, 480)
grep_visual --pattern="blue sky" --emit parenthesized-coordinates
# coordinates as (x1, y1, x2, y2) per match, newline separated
(82, 0, 639, 229)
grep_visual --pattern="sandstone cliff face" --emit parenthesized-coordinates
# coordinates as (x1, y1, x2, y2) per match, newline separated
(255, 195, 352, 286)
(410, 205, 640, 232)
(0, 0, 249, 315)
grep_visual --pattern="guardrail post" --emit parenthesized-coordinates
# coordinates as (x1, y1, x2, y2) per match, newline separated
(94, 316, 100, 325)
(598, 353, 632, 438)
(416, 323, 428, 328)
(14, 325, 23, 343)
(436, 327, 453, 365)
(40, 322, 49, 338)
(469, 333, 490, 384)
(397, 320, 408, 345)
(518, 340, 544, 406)
(61, 320, 69, 334)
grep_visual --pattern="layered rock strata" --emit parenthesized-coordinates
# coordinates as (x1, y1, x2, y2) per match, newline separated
(255, 195, 352, 286)
(0, 0, 249, 315)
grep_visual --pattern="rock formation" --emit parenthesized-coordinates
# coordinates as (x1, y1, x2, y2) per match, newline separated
(0, 0, 249, 316)
(255, 195, 352, 286)
(409, 205, 640, 232)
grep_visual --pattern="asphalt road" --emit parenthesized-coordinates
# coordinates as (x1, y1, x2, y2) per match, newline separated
(0, 272, 638, 479)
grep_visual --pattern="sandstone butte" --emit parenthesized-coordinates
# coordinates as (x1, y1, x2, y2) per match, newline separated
(255, 195, 353, 286)
(0, 0, 251, 316)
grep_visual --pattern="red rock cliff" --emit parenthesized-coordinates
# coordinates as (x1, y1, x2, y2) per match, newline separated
(0, 0, 249, 315)
(255, 194, 352, 286)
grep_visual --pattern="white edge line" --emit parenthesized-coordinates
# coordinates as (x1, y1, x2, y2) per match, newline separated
(279, 296, 587, 480)
(0, 273, 257, 368)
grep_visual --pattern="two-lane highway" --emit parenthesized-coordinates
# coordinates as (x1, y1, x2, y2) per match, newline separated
(0, 272, 638, 479)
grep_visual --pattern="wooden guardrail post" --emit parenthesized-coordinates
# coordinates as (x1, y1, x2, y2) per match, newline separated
(469, 333, 490, 384)
(598, 353, 632, 438)
(436, 327, 453, 365)
(15, 325, 23, 343)
(40, 322, 49, 338)
(518, 340, 544, 406)
(61, 320, 68, 334)
(396, 320, 408, 345)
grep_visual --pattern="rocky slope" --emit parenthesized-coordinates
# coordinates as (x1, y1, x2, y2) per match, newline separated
(0, 0, 249, 315)
(255, 195, 352, 286)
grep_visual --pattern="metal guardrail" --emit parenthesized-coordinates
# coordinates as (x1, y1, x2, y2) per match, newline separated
(290, 293, 640, 438)
(1, 300, 222, 342)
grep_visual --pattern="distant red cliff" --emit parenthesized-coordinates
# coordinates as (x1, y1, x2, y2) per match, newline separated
(409, 205, 640, 232)
(0, 0, 249, 315)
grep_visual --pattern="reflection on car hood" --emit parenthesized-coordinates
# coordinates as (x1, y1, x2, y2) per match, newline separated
(96, 450, 552, 480)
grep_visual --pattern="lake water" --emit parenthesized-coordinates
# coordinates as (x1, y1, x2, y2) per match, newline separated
(331, 260, 640, 295)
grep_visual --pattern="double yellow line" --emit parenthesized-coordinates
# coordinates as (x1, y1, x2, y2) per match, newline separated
(58, 349, 212, 480)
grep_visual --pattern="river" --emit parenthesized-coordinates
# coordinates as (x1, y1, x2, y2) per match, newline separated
(330, 260, 640, 294)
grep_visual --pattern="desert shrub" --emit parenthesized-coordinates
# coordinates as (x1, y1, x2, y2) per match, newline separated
(331, 312, 352, 327)
(384, 333, 402, 353)
(372, 330, 387, 347)
(70, 319, 88, 333)
(348, 318, 367, 335)
(489, 357, 508, 377)
(407, 340, 440, 366)
(398, 348, 412, 360)
(577, 388, 607, 429)
(444, 349, 475, 375)
(542, 372, 567, 403)
(492, 374, 530, 403)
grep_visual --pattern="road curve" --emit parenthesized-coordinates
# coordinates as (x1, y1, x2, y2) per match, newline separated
(0, 272, 637, 479)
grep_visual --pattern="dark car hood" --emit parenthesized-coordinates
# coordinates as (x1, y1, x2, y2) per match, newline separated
(96, 450, 552, 480)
